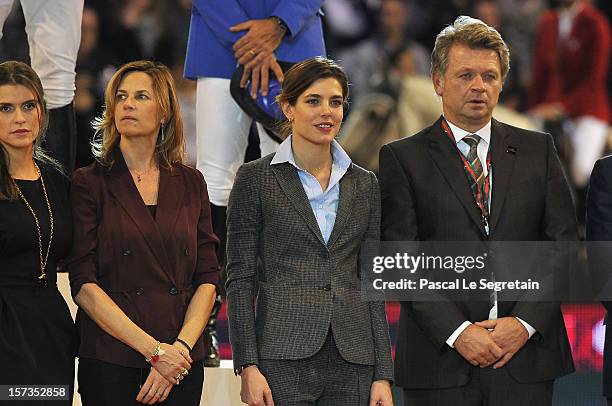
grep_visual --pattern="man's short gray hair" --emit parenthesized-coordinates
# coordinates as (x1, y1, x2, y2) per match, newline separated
(431, 15, 510, 80)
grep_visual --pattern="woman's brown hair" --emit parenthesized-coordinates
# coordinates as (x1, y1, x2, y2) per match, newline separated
(276, 57, 349, 139)
(0, 61, 56, 200)
(91, 60, 185, 168)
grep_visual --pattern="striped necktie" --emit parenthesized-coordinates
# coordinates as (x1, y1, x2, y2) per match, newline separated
(463, 134, 497, 318)
(463, 134, 485, 205)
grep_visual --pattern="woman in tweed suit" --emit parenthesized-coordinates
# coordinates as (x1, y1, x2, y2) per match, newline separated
(226, 57, 393, 406)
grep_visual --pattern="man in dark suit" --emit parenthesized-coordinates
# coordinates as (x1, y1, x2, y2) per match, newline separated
(379, 16, 577, 405)
(586, 157, 612, 405)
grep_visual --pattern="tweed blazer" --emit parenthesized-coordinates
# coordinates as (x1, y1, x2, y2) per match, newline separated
(587, 156, 612, 397)
(226, 154, 393, 381)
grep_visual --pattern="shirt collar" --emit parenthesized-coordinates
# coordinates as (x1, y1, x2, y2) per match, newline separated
(271, 135, 352, 172)
(445, 118, 492, 146)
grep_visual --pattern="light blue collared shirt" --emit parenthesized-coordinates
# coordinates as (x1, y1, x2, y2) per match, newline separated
(271, 135, 352, 243)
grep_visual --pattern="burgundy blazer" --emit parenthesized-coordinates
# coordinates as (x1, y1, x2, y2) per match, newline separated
(68, 151, 219, 368)
(529, 4, 610, 122)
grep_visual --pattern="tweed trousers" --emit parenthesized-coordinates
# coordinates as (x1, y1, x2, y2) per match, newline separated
(259, 331, 374, 406)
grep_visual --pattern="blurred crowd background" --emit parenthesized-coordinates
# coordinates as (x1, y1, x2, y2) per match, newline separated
(0, 2, 609, 403)
(0, 0, 607, 180)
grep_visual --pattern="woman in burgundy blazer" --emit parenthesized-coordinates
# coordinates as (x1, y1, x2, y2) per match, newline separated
(68, 61, 219, 406)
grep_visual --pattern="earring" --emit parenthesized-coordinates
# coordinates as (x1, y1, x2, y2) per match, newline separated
(160, 122, 165, 143)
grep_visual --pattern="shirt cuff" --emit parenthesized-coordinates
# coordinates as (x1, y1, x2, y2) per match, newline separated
(515, 317, 536, 338)
(446, 321, 472, 348)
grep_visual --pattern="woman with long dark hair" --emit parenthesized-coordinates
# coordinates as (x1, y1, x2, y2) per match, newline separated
(0, 60, 77, 404)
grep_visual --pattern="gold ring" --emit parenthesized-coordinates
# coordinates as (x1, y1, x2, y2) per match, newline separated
(181, 368, 188, 376)
(249, 49, 256, 56)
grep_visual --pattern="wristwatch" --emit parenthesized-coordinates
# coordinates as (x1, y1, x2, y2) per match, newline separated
(235, 363, 257, 376)
(270, 16, 288, 36)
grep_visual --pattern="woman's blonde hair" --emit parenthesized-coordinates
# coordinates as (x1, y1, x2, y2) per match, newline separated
(92, 60, 185, 168)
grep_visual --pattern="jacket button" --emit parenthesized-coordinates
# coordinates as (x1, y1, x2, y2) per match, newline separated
(184, 248, 189, 256)
(136, 288, 144, 296)
(169, 286, 178, 295)
(122, 249, 132, 256)
(323, 284, 331, 292)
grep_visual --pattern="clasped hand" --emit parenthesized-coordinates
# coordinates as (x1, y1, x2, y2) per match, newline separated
(136, 342, 192, 404)
(231, 19, 284, 66)
(230, 18, 285, 98)
(455, 317, 529, 369)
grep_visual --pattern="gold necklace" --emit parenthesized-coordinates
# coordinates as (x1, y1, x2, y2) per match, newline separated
(131, 165, 156, 183)
(294, 157, 328, 177)
(15, 162, 53, 286)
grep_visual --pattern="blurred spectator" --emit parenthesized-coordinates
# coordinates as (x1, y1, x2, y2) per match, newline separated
(153, 0, 192, 66)
(73, 73, 98, 169)
(321, 0, 378, 58)
(404, 0, 471, 50)
(0, 0, 83, 174)
(86, 0, 193, 69)
(88, 0, 144, 64)
(74, 6, 118, 168)
(472, 0, 528, 110)
(338, 0, 430, 101)
(497, 0, 548, 107)
(529, 0, 610, 194)
(171, 60, 197, 167)
(0, 1, 26, 62)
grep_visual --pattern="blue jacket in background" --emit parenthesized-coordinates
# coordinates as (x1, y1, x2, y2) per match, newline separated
(184, 0, 326, 80)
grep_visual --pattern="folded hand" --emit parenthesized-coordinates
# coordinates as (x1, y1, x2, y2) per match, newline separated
(475, 317, 529, 368)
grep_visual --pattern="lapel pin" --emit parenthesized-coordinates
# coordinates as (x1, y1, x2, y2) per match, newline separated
(506, 146, 517, 154)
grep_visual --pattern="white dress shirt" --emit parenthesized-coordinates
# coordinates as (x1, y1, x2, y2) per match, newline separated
(443, 119, 536, 348)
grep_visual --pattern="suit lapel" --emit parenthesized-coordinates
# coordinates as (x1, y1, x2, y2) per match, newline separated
(489, 119, 518, 233)
(156, 165, 184, 266)
(106, 151, 175, 282)
(272, 163, 326, 246)
(427, 118, 486, 235)
(327, 166, 356, 248)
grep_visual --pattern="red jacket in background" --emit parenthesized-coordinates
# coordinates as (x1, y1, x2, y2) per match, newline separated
(529, 4, 610, 123)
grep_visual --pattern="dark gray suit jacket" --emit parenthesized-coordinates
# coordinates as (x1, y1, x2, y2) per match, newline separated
(380, 117, 577, 389)
(226, 154, 393, 381)
(586, 156, 612, 397)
